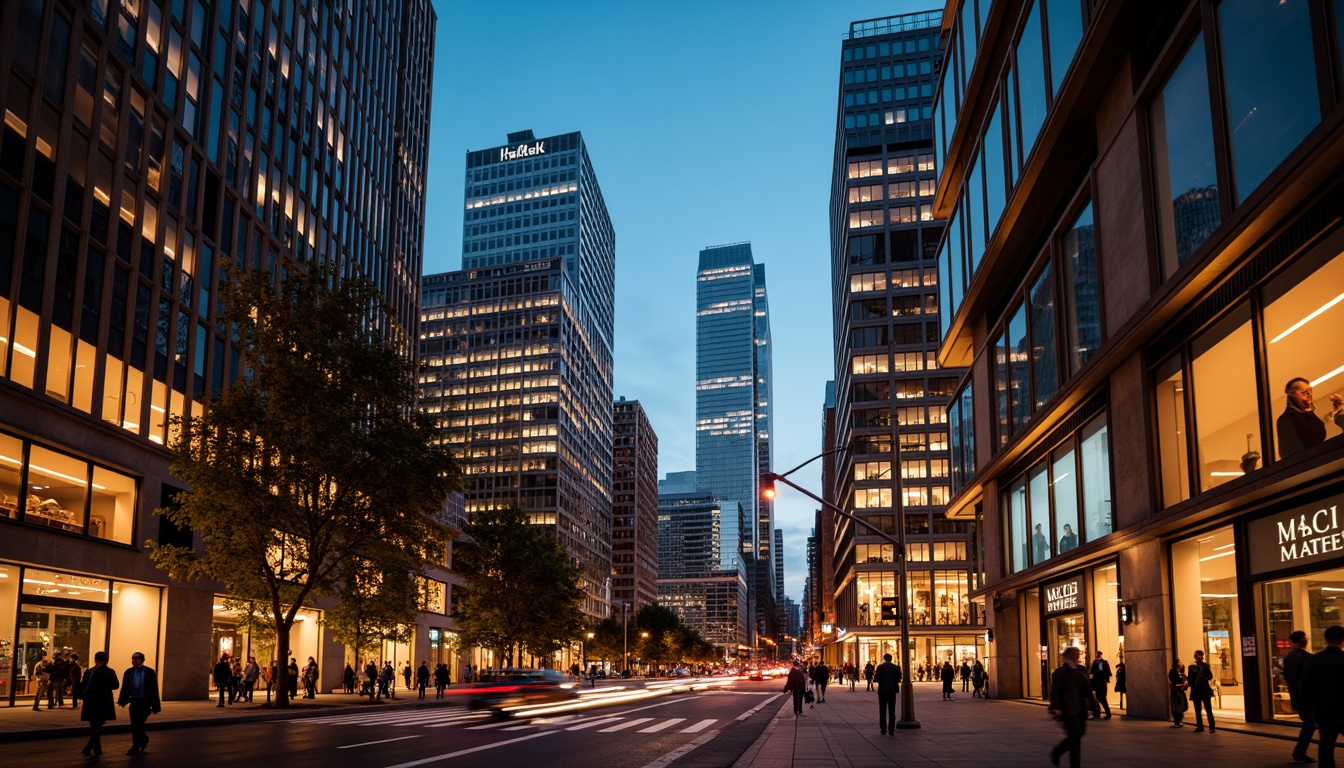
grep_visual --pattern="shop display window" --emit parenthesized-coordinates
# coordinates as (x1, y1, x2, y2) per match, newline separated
(25, 446, 88, 534)
(1172, 526, 1244, 714)
(0, 430, 139, 544)
(856, 572, 897, 627)
(0, 434, 22, 520)
(1079, 419, 1111, 538)
(1191, 303, 1258, 492)
(1155, 354, 1191, 507)
(90, 466, 136, 544)
(1263, 566, 1344, 721)
(0, 564, 16, 700)
(1053, 447, 1080, 553)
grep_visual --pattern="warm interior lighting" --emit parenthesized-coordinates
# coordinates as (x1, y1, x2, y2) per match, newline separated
(1270, 291, 1344, 343)
(1311, 363, 1344, 388)
(1199, 550, 1235, 562)
(1209, 471, 1245, 477)
(1200, 593, 1238, 598)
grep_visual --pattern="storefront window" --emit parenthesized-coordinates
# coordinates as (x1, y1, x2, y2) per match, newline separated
(90, 466, 136, 545)
(1264, 566, 1344, 721)
(1080, 417, 1111, 538)
(0, 434, 21, 520)
(1091, 563, 1122, 665)
(1172, 526, 1244, 714)
(25, 446, 89, 533)
(1053, 446, 1080, 553)
(857, 572, 897, 627)
(0, 564, 17, 701)
(1155, 354, 1191, 506)
(1191, 303, 1259, 492)
(1009, 477, 1028, 573)
(1029, 464, 1051, 565)
(1263, 234, 1344, 461)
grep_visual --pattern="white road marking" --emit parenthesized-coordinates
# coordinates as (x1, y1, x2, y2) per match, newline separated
(598, 717, 654, 732)
(422, 714, 492, 728)
(381, 731, 557, 768)
(465, 720, 517, 730)
(338, 735, 423, 750)
(638, 730, 721, 768)
(680, 719, 716, 733)
(564, 716, 626, 731)
(503, 724, 535, 731)
(735, 693, 784, 721)
(637, 717, 685, 733)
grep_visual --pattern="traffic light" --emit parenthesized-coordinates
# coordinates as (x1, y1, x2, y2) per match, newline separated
(760, 475, 776, 501)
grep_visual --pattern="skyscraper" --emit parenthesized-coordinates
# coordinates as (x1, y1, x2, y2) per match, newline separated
(826, 10, 982, 671)
(420, 130, 616, 618)
(0, 0, 437, 703)
(695, 242, 775, 647)
(656, 472, 748, 652)
(613, 397, 659, 612)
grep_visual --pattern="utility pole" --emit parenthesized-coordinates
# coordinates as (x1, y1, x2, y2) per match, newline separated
(622, 601, 629, 675)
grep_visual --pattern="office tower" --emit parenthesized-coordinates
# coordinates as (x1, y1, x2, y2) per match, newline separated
(773, 527, 784, 631)
(934, 0, 1344, 721)
(656, 472, 748, 652)
(695, 242, 776, 648)
(0, 0, 438, 703)
(420, 129, 616, 618)
(827, 10, 982, 673)
(613, 397, 659, 612)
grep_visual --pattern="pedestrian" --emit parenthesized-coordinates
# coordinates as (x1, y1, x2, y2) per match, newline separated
(68, 652, 83, 710)
(464, 663, 473, 683)
(783, 660, 807, 716)
(972, 659, 985, 697)
(1283, 630, 1317, 763)
(230, 658, 243, 703)
(1188, 649, 1216, 733)
(416, 660, 430, 699)
(79, 651, 118, 757)
(1048, 646, 1090, 768)
(1114, 658, 1126, 710)
(960, 660, 971, 692)
(242, 656, 260, 702)
(402, 661, 413, 691)
(288, 657, 300, 700)
(1089, 650, 1113, 719)
(343, 663, 356, 694)
(266, 659, 277, 702)
(1168, 658, 1189, 727)
(864, 661, 875, 691)
(50, 648, 70, 708)
(874, 652, 902, 735)
(847, 662, 857, 691)
(379, 661, 394, 700)
(303, 656, 319, 699)
(31, 649, 52, 711)
(1307, 624, 1344, 768)
(940, 660, 955, 700)
(365, 660, 379, 700)
(212, 653, 232, 707)
(117, 651, 161, 756)
(810, 660, 830, 703)
(434, 663, 450, 699)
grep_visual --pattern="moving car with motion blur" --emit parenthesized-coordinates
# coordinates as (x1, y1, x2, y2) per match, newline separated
(451, 668, 578, 715)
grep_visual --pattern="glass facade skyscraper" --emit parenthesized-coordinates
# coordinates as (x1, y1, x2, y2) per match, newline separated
(420, 130, 616, 619)
(656, 472, 747, 651)
(695, 242, 775, 646)
(0, 0, 437, 703)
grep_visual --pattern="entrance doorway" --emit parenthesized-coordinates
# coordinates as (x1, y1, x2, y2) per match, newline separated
(15, 605, 106, 699)
(1048, 613, 1087, 673)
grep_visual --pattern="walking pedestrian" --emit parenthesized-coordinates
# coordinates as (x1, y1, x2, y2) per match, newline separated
(402, 661, 413, 692)
(1307, 625, 1344, 768)
(379, 661, 394, 700)
(79, 651, 118, 757)
(343, 663, 356, 694)
(847, 662, 857, 691)
(242, 656, 260, 702)
(266, 659, 277, 702)
(68, 652, 83, 710)
(810, 660, 830, 703)
(230, 658, 242, 703)
(940, 660, 955, 700)
(1090, 650, 1113, 719)
(1284, 630, 1317, 763)
(117, 651, 161, 756)
(784, 660, 808, 716)
(1048, 646, 1090, 768)
(1168, 658, 1189, 727)
(434, 663, 450, 699)
(960, 660, 970, 692)
(303, 656, 319, 699)
(212, 653, 232, 707)
(1115, 658, 1126, 710)
(50, 648, 71, 708)
(1188, 649, 1216, 733)
(864, 661, 875, 691)
(874, 653, 902, 735)
(972, 659, 985, 697)
(416, 660, 430, 699)
(31, 650, 52, 711)
(464, 663, 474, 683)
(365, 660, 379, 699)
(287, 657, 300, 700)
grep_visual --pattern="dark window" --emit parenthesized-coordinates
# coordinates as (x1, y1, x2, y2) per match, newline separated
(1045, 0, 1084, 95)
(890, 229, 918, 262)
(81, 248, 105, 345)
(1061, 203, 1099, 373)
(20, 208, 49, 312)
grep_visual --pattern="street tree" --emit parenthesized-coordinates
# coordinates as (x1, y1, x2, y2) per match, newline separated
(452, 506, 586, 666)
(149, 261, 460, 707)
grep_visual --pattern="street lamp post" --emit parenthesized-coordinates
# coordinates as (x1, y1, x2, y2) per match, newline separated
(585, 631, 595, 687)
(763, 465, 920, 729)
(622, 602, 629, 676)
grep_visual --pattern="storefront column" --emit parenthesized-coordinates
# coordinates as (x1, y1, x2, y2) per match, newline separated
(1118, 539, 1170, 721)
(160, 584, 213, 701)
(991, 592, 1023, 699)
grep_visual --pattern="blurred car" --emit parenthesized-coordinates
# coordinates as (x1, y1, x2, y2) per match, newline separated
(453, 668, 577, 714)
(747, 668, 764, 681)
(671, 668, 691, 677)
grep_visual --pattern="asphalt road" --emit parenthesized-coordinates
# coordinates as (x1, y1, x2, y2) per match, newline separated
(0, 679, 786, 768)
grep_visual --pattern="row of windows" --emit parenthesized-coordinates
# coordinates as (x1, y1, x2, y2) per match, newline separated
(855, 541, 967, 564)
(847, 179, 937, 203)
(844, 36, 940, 62)
(844, 106, 934, 130)
(843, 59, 934, 85)
(853, 485, 952, 509)
(851, 350, 939, 375)
(849, 267, 937, 293)
(850, 322, 940, 348)
(847, 153, 936, 179)
(854, 459, 951, 482)
(852, 405, 948, 428)
(844, 84, 933, 108)
(848, 204, 934, 228)
(0, 430, 139, 546)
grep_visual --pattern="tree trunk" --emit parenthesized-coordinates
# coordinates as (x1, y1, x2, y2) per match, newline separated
(274, 623, 291, 708)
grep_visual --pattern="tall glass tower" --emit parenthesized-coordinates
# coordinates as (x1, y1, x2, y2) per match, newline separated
(695, 242, 775, 645)
(421, 130, 616, 619)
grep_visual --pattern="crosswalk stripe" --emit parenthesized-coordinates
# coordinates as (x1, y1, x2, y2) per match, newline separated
(467, 720, 517, 730)
(680, 719, 716, 733)
(423, 714, 492, 728)
(565, 716, 626, 731)
(638, 718, 685, 733)
(598, 717, 653, 732)
(503, 724, 535, 731)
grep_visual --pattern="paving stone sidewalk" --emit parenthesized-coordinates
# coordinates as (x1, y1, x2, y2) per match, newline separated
(733, 681, 1312, 767)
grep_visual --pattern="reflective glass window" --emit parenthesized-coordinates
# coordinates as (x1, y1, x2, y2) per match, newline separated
(1045, 0, 1084, 95)
(1015, 0, 1048, 165)
(984, 98, 1006, 235)
(1029, 262, 1058, 409)
(25, 446, 90, 533)
(1029, 464, 1051, 565)
(1155, 355, 1191, 507)
(1053, 446, 1080, 551)
(1061, 203, 1099, 374)
(1191, 303, 1258, 491)
(1080, 417, 1111, 538)
(1008, 303, 1030, 434)
(1008, 477, 1028, 573)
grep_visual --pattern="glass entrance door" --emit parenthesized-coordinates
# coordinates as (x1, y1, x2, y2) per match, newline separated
(1048, 613, 1087, 676)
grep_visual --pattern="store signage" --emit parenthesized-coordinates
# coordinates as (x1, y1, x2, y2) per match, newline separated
(1247, 496, 1344, 575)
(499, 141, 546, 161)
(1242, 635, 1257, 657)
(821, 622, 834, 634)
(880, 596, 898, 621)
(1043, 574, 1084, 616)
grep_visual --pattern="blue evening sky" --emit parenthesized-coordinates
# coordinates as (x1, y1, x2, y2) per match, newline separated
(424, 0, 936, 608)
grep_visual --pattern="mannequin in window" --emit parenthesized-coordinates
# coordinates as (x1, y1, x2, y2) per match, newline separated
(1277, 378, 1344, 459)
(1059, 524, 1079, 553)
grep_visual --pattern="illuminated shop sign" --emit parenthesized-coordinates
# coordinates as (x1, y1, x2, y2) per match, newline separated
(1043, 574, 1084, 616)
(499, 141, 546, 161)
(1248, 495, 1344, 575)
(880, 596, 898, 621)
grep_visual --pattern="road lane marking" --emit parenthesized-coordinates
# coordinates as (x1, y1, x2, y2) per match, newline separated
(598, 717, 653, 732)
(680, 719, 716, 733)
(502, 724, 536, 731)
(735, 693, 784, 721)
(638, 730, 720, 768)
(465, 720, 516, 730)
(564, 716, 626, 731)
(637, 718, 685, 733)
(381, 731, 557, 768)
(338, 735, 423, 750)
(422, 714, 492, 728)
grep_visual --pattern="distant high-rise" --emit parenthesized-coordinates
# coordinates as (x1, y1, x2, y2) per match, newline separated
(613, 397, 659, 612)
(420, 130, 616, 618)
(695, 243, 776, 647)
(656, 472, 748, 651)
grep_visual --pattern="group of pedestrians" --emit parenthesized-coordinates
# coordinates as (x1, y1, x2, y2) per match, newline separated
(210, 653, 263, 706)
(362, 659, 401, 700)
(75, 651, 162, 757)
(1272, 625, 1344, 765)
(29, 647, 84, 710)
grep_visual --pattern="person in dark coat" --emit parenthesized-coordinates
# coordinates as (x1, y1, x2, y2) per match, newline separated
(68, 653, 83, 710)
(873, 653, 902, 735)
(212, 653, 232, 707)
(1089, 651, 1113, 719)
(1284, 629, 1316, 763)
(809, 661, 830, 703)
(434, 663, 450, 699)
(1114, 659, 1126, 709)
(864, 661, 875, 691)
(1168, 658, 1188, 727)
(117, 652, 161, 756)
(940, 660, 955, 700)
(1278, 378, 1344, 458)
(1049, 646, 1091, 768)
(416, 660, 431, 700)
(972, 659, 986, 697)
(1307, 625, 1344, 768)
(1188, 649, 1216, 732)
(80, 651, 118, 757)
(783, 660, 808, 716)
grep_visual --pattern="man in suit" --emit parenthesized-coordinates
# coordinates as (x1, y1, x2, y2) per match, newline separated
(117, 652, 161, 756)
(810, 660, 830, 703)
(1089, 651, 1113, 719)
(1188, 649, 1216, 733)
(1049, 646, 1091, 768)
(1308, 625, 1344, 768)
(1283, 630, 1316, 764)
(783, 660, 807, 716)
(873, 653, 903, 735)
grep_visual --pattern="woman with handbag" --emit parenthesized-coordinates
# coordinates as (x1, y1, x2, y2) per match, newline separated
(784, 660, 808, 716)
(1169, 658, 1189, 727)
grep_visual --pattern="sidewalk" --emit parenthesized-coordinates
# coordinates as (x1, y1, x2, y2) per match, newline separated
(733, 681, 1313, 767)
